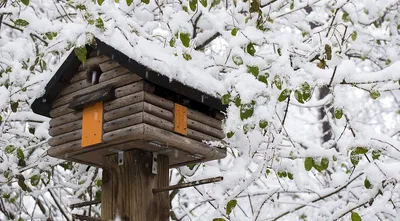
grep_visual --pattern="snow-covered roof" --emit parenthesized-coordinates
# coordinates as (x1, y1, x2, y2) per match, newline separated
(31, 37, 227, 117)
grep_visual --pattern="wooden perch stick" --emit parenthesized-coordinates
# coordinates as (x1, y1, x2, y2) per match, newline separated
(72, 214, 113, 221)
(152, 176, 223, 194)
(70, 200, 101, 209)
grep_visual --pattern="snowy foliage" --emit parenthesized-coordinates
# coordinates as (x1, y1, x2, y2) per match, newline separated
(0, 0, 400, 220)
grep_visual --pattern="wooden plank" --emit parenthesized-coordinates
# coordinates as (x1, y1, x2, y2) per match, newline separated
(143, 113, 173, 132)
(143, 102, 173, 121)
(103, 91, 144, 111)
(103, 112, 143, 133)
(78, 55, 110, 71)
(144, 92, 174, 110)
(82, 102, 103, 148)
(52, 74, 140, 108)
(187, 118, 224, 139)
(101, 150, 169, 221)
(61, 66, 129, 96)
(103, 124, 144, 143)
(187, 129, 219, 142)
(49, 112, 82, 127)
(174, 104, 187, 135)
(104, 102, 144, 122)
(49, 120, 82, 137)
(48, 129, 81, 146)
(187, 109, 222, 129)
(69, 86, 115, 110)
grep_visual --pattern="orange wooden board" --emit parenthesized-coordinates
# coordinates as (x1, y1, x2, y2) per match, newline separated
(174, 104, 187, 135)
(82, 102, 103, 148)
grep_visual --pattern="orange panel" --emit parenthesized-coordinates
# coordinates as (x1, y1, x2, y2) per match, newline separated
(82, 102, 103, 148)
(174, 104, 187, 135)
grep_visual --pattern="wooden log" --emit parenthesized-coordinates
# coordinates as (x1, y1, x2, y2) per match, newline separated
(187, 109, 222, 129)
(103, 92, 144, 111)
(60, 66, 130, 97)
(101, 149, 169, 221)
(103, 102, 144, 122)
(144, 92, 174, 110)
(49, 112, 82, 127)
(70, 60, 119, 84)
(49, 104, 75, 118)
(187, 129, 219, 142)
(78, 55, 110, 71)
(187, 118, 224, 139)
(143, 102, 173, 121)
(52, 74, 140, 108)
(49, 120, 82, 137)
(114, 81, 144, 98)
(103, 112, 143, 133)
(48, 129, 81, 147)
(143, 113, 173, 132)
(103, 124, 144, 143)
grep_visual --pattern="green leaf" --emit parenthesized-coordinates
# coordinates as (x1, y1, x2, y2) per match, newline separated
(232, 55, 243, 65)
(320, 157, 329, 170)
(278, 89, 291, 102)
(277, 48, 281, 56)
(351, 212, 362, 221)
(169, 38, 176, 47)
(317, 59, 326, 69)
(180, 33, 190, 48)
(227, 131, 234, 138)
(28, 127, 35, 135)
(290, 2, 294, 10)
(247, 43, 256, 56)
(353, 147, 369, 155)
(370, 90, 380, 99)
(126, 0, 133, 6)
(364, 177, 373, 189)
(352, 31, 357, 41)
(240, 103, 254, 120)
(221, 94, 231, 105)
(74, 46, 87, 64)
(200, 0, 207, 7)
(17, 148, 24, 160)
(98, 0, 104, 5)
(325, 44, 332, 60)
(30, 174, 41, 186)
(342, 11, 349, 22)
(350, 148, 367, 166)
(226, 199, 237, 215)
(301, 82, 312, 102)
(304, 157, 314, 171)
(335, 108, 343, 119)
(17, 175, 28, 191)
(14, 19, 29, 27)
(259, 120, 268, 129)
(266, 169, 270, 175)
(274, 75, 282, 90)
(11, 102, 18, 113)
(211, 0, 220, 8)
(372, 150, 381, 160)
(213, 218, 226, 221)
(234, 96, 241, 107)
(189, 0, 197, 11)
(183, 53, 192, 61)
(5, 145, 15, 154)
(20, 0, 29, 6)
(287, 172, 294, 180)
(294, 90, 304, 104)
(247, 65, 259, 77)
(231, 28, 238, 36)
(76, 4, 86, 10)
(258, 75, 268, 85)
(142, 0, 150, 4)
(96, 180, 102, 187)
(95, 18, 105, 30)
(385, 59, 391, 65)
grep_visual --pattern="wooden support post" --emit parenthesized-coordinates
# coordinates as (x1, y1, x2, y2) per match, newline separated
(101, 149, 169, 221)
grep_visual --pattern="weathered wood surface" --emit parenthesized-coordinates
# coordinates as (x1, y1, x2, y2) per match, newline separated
(103, 102, 144, 121)
(78, 55, 110, 71)
(144, 102, 173, 121)
(47, 140, 81, 157)
(103, 112, 143, 133)
(143, 112, 173, 132)
(103, 91, 144, 111)
(101, 149, 169, 221)
(69, 86, 115, 110)
(143, 92, 174, 110)
(187, 118, 224, 139)
(103, 124, 144, 143)
(187, 109, 222, 129)
(49, 111, 82, 127)
(187, 129, 219, 142)
(71, 60, 120, 83)
(61, 66, 130, 97)
(53, 73, 140, 108)
(49, 120, 81, 137)
(48, 129, 81, 146)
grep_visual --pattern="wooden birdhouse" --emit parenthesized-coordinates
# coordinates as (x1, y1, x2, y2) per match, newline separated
(31, 38, 227, 168)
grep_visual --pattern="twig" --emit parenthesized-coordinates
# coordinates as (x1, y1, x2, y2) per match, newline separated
(195, 32, 221, 50)
(70, 200, 101, 209)
(72, 214, 113, 221)
(153, 176, 223, 193)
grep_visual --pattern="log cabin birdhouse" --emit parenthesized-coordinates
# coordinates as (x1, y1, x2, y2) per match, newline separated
(31, 38, 227, 168)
